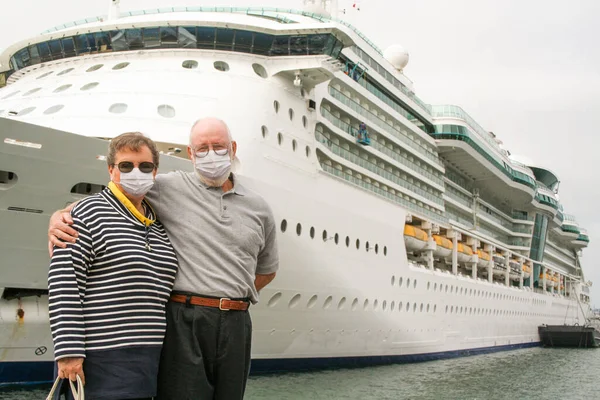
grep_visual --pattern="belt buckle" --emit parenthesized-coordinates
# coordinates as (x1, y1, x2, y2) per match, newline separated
(219, 298, 231, 311)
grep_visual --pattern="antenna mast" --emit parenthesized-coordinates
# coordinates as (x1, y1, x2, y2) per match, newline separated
(108, 0, 121, 21)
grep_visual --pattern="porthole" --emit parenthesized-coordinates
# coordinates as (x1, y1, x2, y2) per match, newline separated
(434, 283, 438, 291)
(334, 233, 339, 244)
(420, 303, 424, 312)
(44, 105, 64, 115)
(109, 103, 128, 114)
(373, 300, 379, 310)
(81, 82, 99, 91)
(280, 219, 287, 232)
(87, 64, 103, 72)
(427, 282, 431, 290)
(261, 126, 268, 138)
(252, 63, 268, 78)
(355, 239, 360, 249)
(382, 300, 387, 311)
(2, 91, 20, 99)
(53, 85, 73, 93)
(391, 276, 396, 286)
(23, 88, 41, 96)
(113, 62, 130, 70)
(305, 146, 311, 157)
(57, 68, 74, 76)
(363, 299, 369, 311)
(296, 223, 302, 236)
(182, 60, 198, 69)
(267, 292, 282, 307)
(427, 304, 430, 312)
(288, 108, 294, 121)
(390, 301, 395, 311)
(213, 61, 229, 72)
(277, 132, 283, 145)
(351, 298, 358, 311)
(399, 301, 403, 311)
(375, 244, 379, 254)
(399, 277, 403, 287)
(384, 246, 388, 256)
(17, 107, 36, 116)
(338, 297, 347, 310)
(307, 295, 318, 309)
(309, 226, 315, 239)
(406, 302, 410, 311)
(322, 230, 328, 242)
(292, 139, 297, 152)
(323, 296, 333, 309)
(37, 71, 54, 79)
(288, 293, 301, 309)
(302, 115, 308, 128)
(407, 278, 411, 288)
(365, 241, 370, 251)
(345, 236, 350, 247)
(274, 100, 280, 113)
(445, 305, 449, 314)
(414, 280, 417, 289)
(157, 104, 176, 118)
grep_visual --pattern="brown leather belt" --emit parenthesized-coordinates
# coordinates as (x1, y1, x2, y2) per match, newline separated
(170, 294, 249, 311)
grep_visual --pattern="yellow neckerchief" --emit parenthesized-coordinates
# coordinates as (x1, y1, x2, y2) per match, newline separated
(108, 181, 155, 227)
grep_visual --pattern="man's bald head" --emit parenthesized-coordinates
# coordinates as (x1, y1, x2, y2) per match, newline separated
(189, 117, 232, 145)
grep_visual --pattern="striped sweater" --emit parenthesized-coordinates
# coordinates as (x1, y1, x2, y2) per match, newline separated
(48, 187, 178, 360)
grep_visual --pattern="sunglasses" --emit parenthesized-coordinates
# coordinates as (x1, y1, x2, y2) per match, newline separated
(113, 161, 156, 173)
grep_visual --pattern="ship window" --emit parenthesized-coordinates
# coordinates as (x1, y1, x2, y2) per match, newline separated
(182, 60, 198, 69)
(215, 28, 235, 51)
(355, 239, 360, 249)
(110, 30, 128, 51)
(305, 146, 311, 158)
(292, 139, 297, 152)
(23, 88, 41, 96)
(261, 126, 268, 139)
(338, 297, 347, 310)
(398, 301, 403, 311)
(290, 35, 308, 55)
(75, 34, 90, 54)
(277, 133, 283, 145)
(406, 302, 410, 312)
(399, 277, 403, 287)
(384, 246, 388, 256)
(87, 64, 103, 72)
(70, 182, 105, 195)
(351, 298, 359, 311)
(37, 42, 52, 62)
(28, 45, 41, 64)
(113, 62, 130, 70)
(143, 28, 160, 48)
(109, 103, 128, 114)
(274, 100, 280, 113)
(95, 32, 111, 52)
(18, 107, 36, 116)
(391, 276, 396, 286)
(373, 299, 379, 310)
(81, 82, 99, 91)
(334, 233, 339, 244)
(37, 71, 54, 79)
(289, 108, 294, 121)
(126, 29, 143, 50)
(197, 27, 216, 49)
(288, 293, 301, 309)
(375, 244, 379, 254)
(365, 241, 370, 251)
(62, 38, 76, 57)
(324, 296, 333, 309)
(390, 301, 395, 311)
(86, 33, 97, 52)
(234, 30, 254, 53)
(178, 26, 197, 48)
(157, 104, 176, 118)
(308, 34, 328, 55)
(44, 105, 64, 115)
(302, 115, 308, 128)
(322, 230, 328, 242)
(307, 295, 318, 309)
(271, 36, 290, 56)
(48, 39, 64, 59)
(213, 61, 229, 72)
(280, 219, 287, 232)
(252, 63, 267, 78)
(57, 68, 74, 76)
(2, 91, 19, 99)
(310, 227, 315, 239)
(253, 33, 274, 56)
(407, 278, 411, 288)
(161, 27, 179, 46)
(345, 236, 350, 247)
(414, 280, 417, 289)
(296, 223, 302, 236)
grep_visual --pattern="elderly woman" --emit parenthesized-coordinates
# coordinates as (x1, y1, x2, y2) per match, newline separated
(48, 132, 178, 400)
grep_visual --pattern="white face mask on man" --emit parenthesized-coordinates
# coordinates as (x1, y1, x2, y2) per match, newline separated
(118, 168, 155, 197)
(194, 151, 232, 187)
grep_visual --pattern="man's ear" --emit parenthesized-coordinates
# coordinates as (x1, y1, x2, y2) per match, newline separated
(231, 141, 237, 157)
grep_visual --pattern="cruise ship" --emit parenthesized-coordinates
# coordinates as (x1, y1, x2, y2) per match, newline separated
(0, 0, 593, 386)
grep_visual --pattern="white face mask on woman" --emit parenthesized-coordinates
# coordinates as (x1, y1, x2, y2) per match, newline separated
(194, 151, 232, 187)
(118, 168, 155, 197)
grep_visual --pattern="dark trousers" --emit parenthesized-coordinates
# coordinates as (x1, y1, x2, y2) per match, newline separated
(157, 300, 252, 400)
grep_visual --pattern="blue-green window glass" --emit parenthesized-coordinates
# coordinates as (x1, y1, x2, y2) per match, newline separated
(290, 35, 308, 55)
(48, 40, 63, 59)
(62, 38, 76, 57)
(308, 34, 328, 55)
(74, 35, 89, 54)
(160, 27, 178, 46)
(95, 32, 111, 51)
(324, 35, 335, 56)
(196, 27, 215, 49)
(272, 36, 289, 56)
(86, 34, 97, 52)
(126, 29, 143, 50)
(14, 48, 30, 69)
(253, 33, 273, 55)
(111, 30, 128, 50)
(37, 42, 51, 62)
(143, 28, 160, 48)
(215, 28, 234, 50)
(234, 30, 253, 53)
(178, 27, 197, 48)
(28, 45, 40, 64)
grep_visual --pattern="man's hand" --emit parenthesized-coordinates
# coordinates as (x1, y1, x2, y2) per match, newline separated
(48, 205, 78, 257)
(57, 357, 85, 385)
(255, 272, 276, 292)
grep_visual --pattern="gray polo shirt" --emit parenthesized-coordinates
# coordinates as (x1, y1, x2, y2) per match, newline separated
(145, 171, 279, 303)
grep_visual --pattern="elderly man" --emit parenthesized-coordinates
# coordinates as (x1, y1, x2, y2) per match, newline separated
(49, 118, 279, 399)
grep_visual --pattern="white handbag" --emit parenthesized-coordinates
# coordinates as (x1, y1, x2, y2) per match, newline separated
(46, 375, 85, 400)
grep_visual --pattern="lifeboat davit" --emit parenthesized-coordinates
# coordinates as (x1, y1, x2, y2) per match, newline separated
(404, 225, 428, 251)
(477, 249, 490, 267)
(432, 235, 452, 257)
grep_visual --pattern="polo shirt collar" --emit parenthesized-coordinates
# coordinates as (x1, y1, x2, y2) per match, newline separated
(196, 172, 246, 196)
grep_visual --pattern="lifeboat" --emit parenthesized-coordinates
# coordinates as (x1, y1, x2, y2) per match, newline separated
(477, 249, 490, 267)
(540, 272, 555, 288)
(432, 235, 452, 257)
(404, 225, 428, 251)
(457, 243, 474, 263)
(522, 264, 531, 279)
(493, 252, 505, 264)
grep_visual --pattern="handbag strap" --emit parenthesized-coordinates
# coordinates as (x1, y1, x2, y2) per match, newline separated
(46, 376, 85, 400)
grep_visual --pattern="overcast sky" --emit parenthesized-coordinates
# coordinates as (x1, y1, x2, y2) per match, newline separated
(1, 0, 598, 304)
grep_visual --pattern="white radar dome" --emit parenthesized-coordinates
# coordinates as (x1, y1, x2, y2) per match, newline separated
(384, 45, 409, 71)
